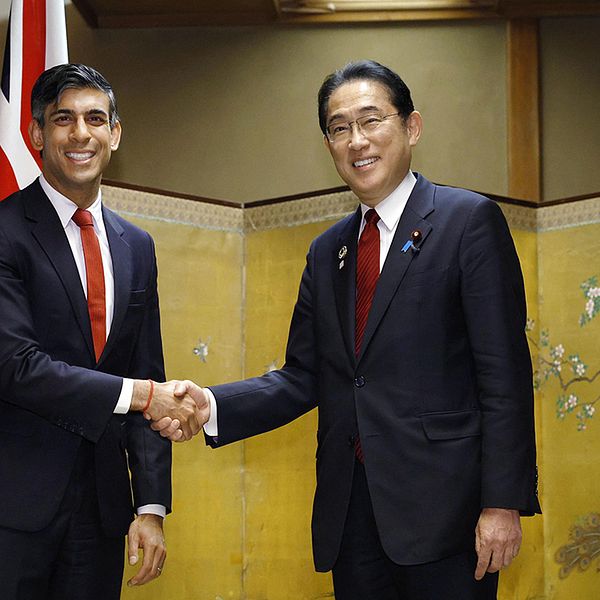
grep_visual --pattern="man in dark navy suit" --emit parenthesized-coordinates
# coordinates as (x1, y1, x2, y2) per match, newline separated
(0, 64, 201, 600)
(155, 60, 540, 599)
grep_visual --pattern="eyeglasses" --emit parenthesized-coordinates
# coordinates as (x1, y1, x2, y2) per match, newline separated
(326, 112, 402, 143)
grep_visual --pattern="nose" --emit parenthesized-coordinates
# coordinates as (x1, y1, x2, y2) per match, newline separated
(69, 116, 91, 142)
(348, 123, 368, 150)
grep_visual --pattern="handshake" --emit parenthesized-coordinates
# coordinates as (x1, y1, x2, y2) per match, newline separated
(131, 380, 210, 442)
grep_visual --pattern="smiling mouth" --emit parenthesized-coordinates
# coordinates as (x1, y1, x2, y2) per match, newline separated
(353, 157, 379, 168)
(65, 151, 95, 161)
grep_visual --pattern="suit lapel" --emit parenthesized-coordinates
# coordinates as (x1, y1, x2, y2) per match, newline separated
(24, 182, 96, 361)
(357, 174, 435, 363)
(333, 208, 361, 363)
(102, 207, 132, 363)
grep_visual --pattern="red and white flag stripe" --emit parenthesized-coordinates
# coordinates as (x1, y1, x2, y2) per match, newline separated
(0, 0, 68, 200)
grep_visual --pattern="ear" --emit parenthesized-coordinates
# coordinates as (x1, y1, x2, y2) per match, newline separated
(110, 120, 122, 151)
(323, 134, 332, 154)
(28, 119, 44, 151)
(405, 111, 423, 147)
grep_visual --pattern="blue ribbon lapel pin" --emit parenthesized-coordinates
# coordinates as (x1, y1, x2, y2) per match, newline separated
(401, 229, 423, 253)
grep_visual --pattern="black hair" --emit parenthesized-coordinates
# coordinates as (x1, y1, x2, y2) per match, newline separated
(318, 60, 414, 134)
(31, 63, 119, 128)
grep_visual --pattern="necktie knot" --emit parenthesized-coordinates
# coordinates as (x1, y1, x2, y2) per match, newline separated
(72, 209, 94, 228)
(364, 208, 380, 226)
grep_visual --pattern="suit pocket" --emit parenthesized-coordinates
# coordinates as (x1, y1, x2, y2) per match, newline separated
(128, 289, 147, 306)
(420, 409, 481, 440)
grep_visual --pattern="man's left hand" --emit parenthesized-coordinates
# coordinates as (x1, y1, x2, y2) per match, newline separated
(126, 514, 166, 586)
(474, 507, 521, 580)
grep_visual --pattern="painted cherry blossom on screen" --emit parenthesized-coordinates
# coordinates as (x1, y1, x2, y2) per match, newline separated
(528, 276, 600, 431)
(580, 276, 600, 326)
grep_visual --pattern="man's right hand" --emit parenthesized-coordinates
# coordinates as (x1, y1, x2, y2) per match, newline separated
(147, 380, 210, 442)
(132, 380, 207, 441)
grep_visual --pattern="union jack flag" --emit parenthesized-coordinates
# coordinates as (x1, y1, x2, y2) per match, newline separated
(0, 0, 68, 200)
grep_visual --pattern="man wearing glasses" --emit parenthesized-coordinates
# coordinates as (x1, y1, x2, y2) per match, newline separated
(155, 60, 540, 600)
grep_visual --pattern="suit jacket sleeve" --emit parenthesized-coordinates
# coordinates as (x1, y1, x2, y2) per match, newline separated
(459, 198, 539, 514)
(0, 223, 123, 443)
(120, 235, 172, 511)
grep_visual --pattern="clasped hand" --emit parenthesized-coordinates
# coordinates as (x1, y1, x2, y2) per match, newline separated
(143, 380, 209, 441)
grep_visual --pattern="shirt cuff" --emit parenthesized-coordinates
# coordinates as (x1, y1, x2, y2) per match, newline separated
(114, 378, 133, 414)
(203, 388, 218, 436)
(136, 504, 166, 518)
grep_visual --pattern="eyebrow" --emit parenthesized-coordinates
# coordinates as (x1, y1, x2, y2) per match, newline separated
(49, 108, 109, 118)
(327, 104, 383, 124)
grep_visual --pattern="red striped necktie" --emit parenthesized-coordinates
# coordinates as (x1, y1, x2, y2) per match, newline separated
(72, 209, 106, 362)
(354, 208, 380, 464)
(355, 208, 380, 356)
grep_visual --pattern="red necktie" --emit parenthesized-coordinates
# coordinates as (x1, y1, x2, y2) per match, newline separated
(355, 209, 380, 356)
(354, 209, 380, 464)
(72, 209, 106, 362)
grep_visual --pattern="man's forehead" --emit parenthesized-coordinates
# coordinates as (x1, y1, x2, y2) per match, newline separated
(327, 79, 393, 118)
(49, 87, 110, 112)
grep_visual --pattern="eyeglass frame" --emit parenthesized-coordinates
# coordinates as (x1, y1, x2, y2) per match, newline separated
(325, 111, 403, 143)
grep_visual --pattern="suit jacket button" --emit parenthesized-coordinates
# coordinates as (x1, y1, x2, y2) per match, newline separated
(348, 434, 356, 447)
(354, 376, 365, 388)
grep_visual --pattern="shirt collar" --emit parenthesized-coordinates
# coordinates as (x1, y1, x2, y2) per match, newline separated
(39, 174, 103, 229)
(359, 170, 417, 231)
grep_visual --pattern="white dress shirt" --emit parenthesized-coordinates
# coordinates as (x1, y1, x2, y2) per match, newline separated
(357, 170, 417, 272)
(203, 171, 418, 437)
(40, 175, 164, 518)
